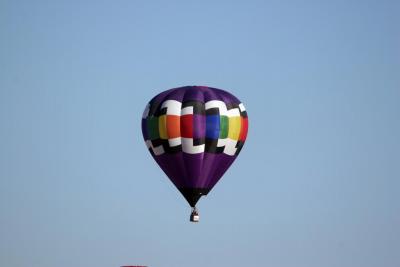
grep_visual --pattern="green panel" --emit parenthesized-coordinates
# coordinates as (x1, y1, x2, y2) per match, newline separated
(147, 117, 159, 139)
(219, 115, 229, 138)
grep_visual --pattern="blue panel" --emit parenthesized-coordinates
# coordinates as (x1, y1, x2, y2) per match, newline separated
(206, 115, 220, 139)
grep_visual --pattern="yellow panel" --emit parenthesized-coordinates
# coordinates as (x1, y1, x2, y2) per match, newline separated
(228, 116, 241, 140)
(159, 115, 168, 139)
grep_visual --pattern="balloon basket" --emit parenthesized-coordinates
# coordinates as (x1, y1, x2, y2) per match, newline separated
(190, 208, 199, 223)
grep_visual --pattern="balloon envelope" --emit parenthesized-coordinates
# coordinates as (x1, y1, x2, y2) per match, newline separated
(141, 86, 248, 207)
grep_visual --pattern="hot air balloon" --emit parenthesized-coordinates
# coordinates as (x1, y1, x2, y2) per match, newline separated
(141, 86, 248, 222)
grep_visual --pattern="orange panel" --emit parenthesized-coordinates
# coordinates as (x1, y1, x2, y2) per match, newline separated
(166, 115, 180, 138)
(239, 117, 248, 141)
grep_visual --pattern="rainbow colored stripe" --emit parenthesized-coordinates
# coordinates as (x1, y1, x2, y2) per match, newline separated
(142, 100, 248, 156)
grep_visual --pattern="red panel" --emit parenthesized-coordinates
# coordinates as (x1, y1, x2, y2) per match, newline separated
(239, 117, 248, 141)
(180, 114, 193, 138)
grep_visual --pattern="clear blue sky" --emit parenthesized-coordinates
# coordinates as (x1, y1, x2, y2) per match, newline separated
(1, 1, 399, 267)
